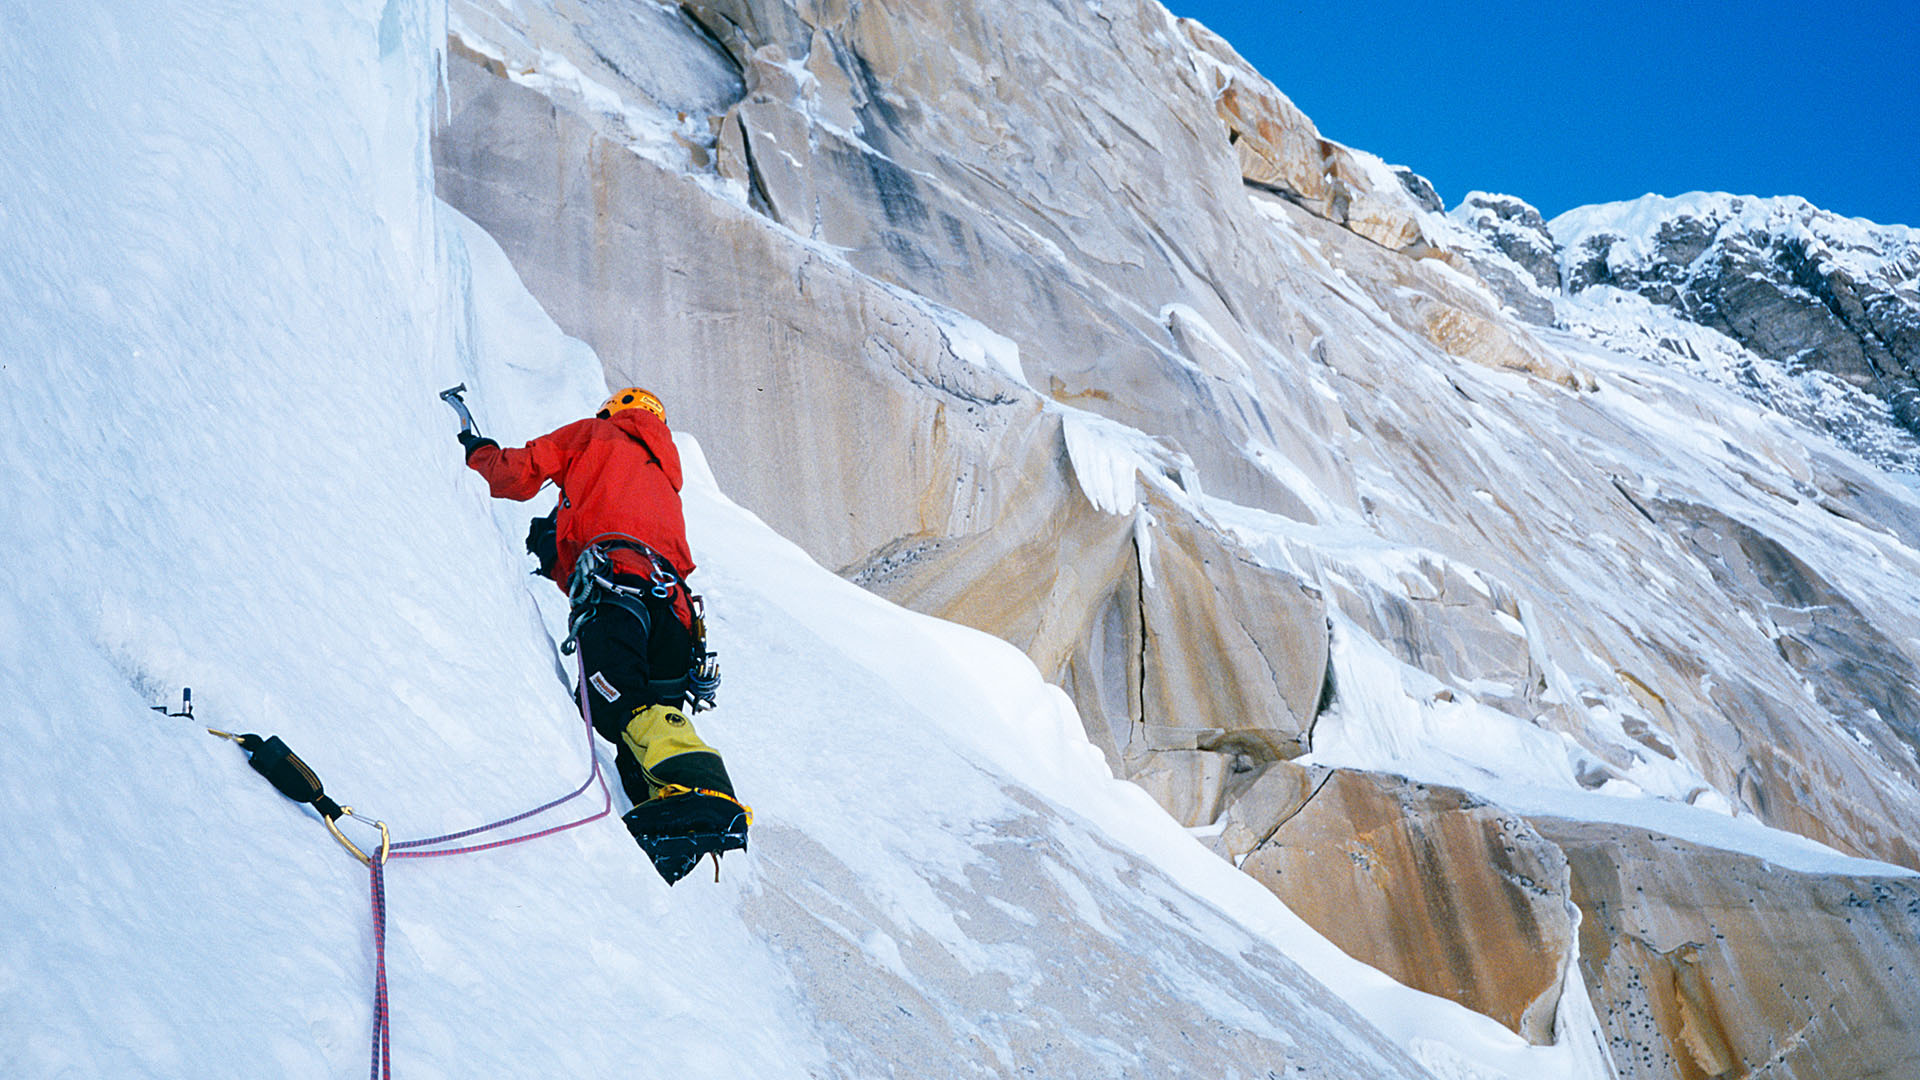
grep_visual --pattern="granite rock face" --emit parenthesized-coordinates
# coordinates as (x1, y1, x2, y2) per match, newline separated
(1536, 818, 1920, 1080)
(1216, 767, 1920, 1073)
(435, 19, 1339, 831)
(1219, 764, 1579, 1046)
(435, 0, 1920, 1067)
(1180, 20, 1428, 251)
(435, 0, 1565, 805)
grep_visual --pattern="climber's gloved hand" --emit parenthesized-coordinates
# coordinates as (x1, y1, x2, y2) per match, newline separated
(458, 429, 496, 457)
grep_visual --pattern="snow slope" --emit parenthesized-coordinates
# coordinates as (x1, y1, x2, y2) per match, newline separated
(0, 3, 1628, 1078)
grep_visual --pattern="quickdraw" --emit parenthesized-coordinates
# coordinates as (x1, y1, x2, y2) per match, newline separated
(205, 727, 392, 866)
(180, 669, 616, 1080)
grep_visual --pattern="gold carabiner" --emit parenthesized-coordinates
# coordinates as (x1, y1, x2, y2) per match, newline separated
(325, 808, 392, 866)
(326, 810, 370, 866)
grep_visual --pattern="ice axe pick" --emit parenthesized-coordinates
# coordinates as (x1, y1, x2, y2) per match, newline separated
(439, 383, 480, 436)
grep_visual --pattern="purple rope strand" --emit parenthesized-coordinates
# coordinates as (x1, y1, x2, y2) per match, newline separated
(389, 705, 610, 858)
(370, 854, 391, 1080)
(364, 652, 611, 1078)
(388, 759, 605, 853)
(391, 663, 609, 853)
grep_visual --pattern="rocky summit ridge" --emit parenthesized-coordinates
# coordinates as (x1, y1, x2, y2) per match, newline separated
(1448, 189, 1920, 472)
(432, 1, 1920, 1076)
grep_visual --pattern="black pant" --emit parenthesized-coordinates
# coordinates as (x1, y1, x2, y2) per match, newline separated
(574, 580, 730, 803)
(576, 581, 689, 798)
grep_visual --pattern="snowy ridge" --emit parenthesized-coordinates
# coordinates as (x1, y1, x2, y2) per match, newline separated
(1550, 193, 1920, 471)
(1551, 285, 1920, 468)
(1549, 191, 1920, 284)
(1434, 185, 1920, 471)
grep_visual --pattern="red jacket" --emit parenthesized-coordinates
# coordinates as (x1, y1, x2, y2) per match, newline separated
(466, 408, 695, 601)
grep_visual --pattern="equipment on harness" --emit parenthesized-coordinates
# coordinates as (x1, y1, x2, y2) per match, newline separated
(685, 593, 720, 712)
(561, 536, 721, 713)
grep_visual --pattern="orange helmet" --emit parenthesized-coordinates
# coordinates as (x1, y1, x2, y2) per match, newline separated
(597, 386, 665, 421)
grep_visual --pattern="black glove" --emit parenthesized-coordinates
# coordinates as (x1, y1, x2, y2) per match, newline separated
(457, 429, 496, 457)
(525, 508, 559, 577)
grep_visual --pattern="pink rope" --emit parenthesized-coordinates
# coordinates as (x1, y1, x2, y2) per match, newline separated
(365, 654, 610, 1076)
(389, 661, 610, 858)
(369, 856, 391, 1080)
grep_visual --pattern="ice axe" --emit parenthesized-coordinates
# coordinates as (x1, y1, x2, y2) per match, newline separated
(439, 383, 480, 437)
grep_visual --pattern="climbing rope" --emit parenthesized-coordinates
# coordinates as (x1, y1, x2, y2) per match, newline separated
(195, 657, 612, 1079)
(370, 855, 391, 1080)
(358, 665, 610, 1078)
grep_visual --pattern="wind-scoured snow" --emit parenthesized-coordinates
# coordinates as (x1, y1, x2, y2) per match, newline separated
(1554, 283, 1920, 469)
(1060, 408, 1166, 517)
(919, 298, 1032, 389)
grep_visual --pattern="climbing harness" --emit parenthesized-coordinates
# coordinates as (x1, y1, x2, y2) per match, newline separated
(183, 664, 614, 1080)
(562, 535, 721, 713)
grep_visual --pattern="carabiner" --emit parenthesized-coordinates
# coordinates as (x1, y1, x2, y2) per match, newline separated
(327, 808, 393, 866)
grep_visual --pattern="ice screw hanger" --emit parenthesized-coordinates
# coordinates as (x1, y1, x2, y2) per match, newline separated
(150, 687, 194, 719)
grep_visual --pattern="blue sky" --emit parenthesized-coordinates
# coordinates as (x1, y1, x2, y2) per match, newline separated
(1164, 2, 1920, 227)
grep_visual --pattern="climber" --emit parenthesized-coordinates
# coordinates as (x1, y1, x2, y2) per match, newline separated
(457, 386, 747, 883)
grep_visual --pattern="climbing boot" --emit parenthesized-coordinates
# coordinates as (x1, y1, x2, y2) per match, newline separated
(619, 703, 735, 798)
(617, 703, 748, 883)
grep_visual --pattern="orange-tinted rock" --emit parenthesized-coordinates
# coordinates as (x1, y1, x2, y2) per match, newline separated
(1237, 767, 1577, 1044)
(1534, 817, 1920, 1080)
